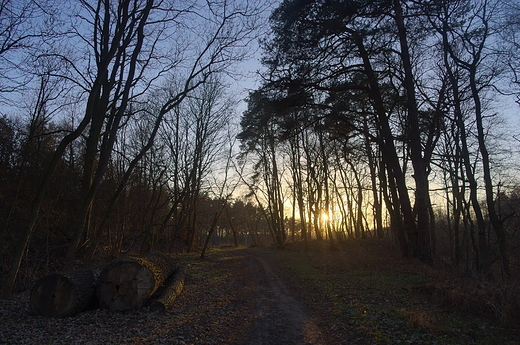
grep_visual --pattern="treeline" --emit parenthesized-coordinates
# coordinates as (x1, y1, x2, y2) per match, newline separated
(238, 0, 520, 281)
(0, 0, 272, 297)
(2, 0, 520, 299)
(0, 90, 275, 294)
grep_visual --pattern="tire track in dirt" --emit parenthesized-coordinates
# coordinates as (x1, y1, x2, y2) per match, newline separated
(242, 251, 325, 345)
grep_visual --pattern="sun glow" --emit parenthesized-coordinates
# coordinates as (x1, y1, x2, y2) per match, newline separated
(320, 211, 330, 222)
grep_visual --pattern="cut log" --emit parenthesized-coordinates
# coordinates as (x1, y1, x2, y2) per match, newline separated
(96, 252, 177, 311)
(149, 264, 187, 313)
(30, 267, 101, 317)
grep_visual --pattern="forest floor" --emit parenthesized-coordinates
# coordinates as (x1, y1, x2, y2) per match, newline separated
(1, 238, 520, 344)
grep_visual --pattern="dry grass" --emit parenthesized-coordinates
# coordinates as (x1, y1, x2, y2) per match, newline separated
(255, 238, 520, 344)
(430, 276, 520, 324)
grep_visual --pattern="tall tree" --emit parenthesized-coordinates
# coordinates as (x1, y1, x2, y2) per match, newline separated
(250, 0, 431, 258)
(2, 0, 265, 298)
(434, 0, 510, 278)
(392, 0, 433, 262)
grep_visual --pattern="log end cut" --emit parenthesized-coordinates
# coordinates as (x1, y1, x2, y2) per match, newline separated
(31, 274, 77, 317)
(96, 258, 155, 311)
(30, 269, 96, 318)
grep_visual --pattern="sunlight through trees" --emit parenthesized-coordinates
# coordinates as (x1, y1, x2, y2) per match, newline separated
(1, 0, 520, 299)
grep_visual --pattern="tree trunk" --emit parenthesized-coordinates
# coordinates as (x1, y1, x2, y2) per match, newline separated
(64, 0, 155, 271)
(148, 264, 187, 313)
(201, 207, 226, 260)
(439, 19, 490, 276)
(468, 61, 510, 280)
(364, 117, 383, 238)
(96, 252, 177, 311)
(347, 27, 415, 255)
(30, 266, 104, 317)
(393, 0, 432, 263)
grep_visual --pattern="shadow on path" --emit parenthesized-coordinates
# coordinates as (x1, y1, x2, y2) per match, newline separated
(242, 252, 324, 345)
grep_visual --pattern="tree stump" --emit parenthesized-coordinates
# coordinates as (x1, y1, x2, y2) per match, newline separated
(30, 267, 100, 317)
(149, 263, 187, 313)
(96, 252, 177, 311)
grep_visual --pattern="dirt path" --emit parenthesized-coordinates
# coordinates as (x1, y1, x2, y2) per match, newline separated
(242, 252, 323, 345)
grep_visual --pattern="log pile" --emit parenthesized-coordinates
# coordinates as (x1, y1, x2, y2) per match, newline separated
(96, 252, 178, 311)
(30, 267, 100, 317)
(149, 263, 187, 313)
(30, 253, 186, 317)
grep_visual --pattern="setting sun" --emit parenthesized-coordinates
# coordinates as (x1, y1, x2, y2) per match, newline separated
(321, 211, 330, 222)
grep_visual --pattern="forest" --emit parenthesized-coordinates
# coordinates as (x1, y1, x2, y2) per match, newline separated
(1, 0, 520, 312)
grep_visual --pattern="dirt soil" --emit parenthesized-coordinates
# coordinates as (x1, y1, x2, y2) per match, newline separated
(1, 239, 519, 344)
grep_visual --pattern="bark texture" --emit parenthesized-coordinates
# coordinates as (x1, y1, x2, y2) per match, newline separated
(96, 252, 177, 311)
(149, 264, 187, 313)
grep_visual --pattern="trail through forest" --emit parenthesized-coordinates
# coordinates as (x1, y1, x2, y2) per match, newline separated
(242, 253, 323, 344)
(1, 239, 519, 344)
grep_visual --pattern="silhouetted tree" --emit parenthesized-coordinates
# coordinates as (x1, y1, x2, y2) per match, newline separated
(1, 0, 266, 298)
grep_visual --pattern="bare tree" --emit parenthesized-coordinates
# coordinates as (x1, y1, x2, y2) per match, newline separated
(428, 0, 511, 278)
(0, 0, 54, 99)
(1, 0, 266, 298)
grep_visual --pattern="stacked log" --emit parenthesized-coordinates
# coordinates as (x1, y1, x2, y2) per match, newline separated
(149, 263, 187, 313)
(30, 267, 102, 317)
(30, 252, 186, 316)
(96, 252, 177, 311)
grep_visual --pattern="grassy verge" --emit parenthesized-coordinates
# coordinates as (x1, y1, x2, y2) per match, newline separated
(248, 243, 519, 345)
